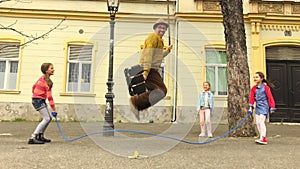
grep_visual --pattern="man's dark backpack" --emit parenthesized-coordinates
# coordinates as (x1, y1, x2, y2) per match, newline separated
(124, 65, 147, 96)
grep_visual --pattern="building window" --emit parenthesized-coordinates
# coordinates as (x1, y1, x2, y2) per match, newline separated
(67, 44, 93, 93)
(205, 49, 228, 96)
(0, 42, 20, 90)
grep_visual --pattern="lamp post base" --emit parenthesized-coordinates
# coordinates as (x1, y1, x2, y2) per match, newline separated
(103, 122, 114, 136)
(103, 91, 114, 136)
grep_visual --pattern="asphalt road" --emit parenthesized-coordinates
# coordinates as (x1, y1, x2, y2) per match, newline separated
(0, 122, 299, 169)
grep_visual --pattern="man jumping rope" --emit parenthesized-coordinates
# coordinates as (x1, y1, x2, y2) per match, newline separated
(129, 19, 173, 120)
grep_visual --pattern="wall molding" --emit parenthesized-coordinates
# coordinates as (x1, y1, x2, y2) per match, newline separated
(261, 24, 300, 31)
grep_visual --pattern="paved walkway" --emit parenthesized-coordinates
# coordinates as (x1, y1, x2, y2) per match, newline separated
(0, 122, 299, 169)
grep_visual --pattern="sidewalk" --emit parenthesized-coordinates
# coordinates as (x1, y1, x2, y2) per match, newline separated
(0, 122, 299, 169)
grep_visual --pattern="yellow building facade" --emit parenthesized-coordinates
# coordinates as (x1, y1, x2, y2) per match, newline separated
(0, 0, 299, 122)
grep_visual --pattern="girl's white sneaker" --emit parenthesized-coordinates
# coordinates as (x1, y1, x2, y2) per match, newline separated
(199, 133, 205, 137)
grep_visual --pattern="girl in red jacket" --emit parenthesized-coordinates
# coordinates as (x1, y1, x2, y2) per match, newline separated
(28, 63, 57, 144)
(249, 72, 276, 145)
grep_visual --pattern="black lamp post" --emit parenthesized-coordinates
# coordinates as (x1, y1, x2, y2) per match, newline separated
(103, 0, 120, 136)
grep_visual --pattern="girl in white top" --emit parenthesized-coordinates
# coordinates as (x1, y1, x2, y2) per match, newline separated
(197, 81, 214, 138)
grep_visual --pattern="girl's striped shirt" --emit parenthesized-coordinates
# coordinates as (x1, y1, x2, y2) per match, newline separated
(32, 76, 55, 110)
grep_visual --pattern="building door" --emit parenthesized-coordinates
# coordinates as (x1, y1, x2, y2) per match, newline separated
(266, 46, 300, 122)
(267, 61, 300, 122)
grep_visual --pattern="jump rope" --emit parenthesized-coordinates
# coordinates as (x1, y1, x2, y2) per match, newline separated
(54, 110, 252, 145)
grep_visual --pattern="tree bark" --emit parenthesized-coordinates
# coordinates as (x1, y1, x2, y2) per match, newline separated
(220, 0, 256, 136)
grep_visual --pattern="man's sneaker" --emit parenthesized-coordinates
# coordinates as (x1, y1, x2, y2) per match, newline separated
(28, 138, 44, 144)
(256, 137, 268, 145)
(129, 98, 140, 121)
(208, 133, 213, 138)
(199, 132, 205, 137)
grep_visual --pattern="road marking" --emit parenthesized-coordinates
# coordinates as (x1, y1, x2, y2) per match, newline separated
(0, 133, 12, 136)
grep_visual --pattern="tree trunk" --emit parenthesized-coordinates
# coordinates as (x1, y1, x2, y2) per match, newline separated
(220, 0, 256, 136)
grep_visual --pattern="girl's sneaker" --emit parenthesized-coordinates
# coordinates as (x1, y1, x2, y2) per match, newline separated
(256, 137, 268, 145)
(28, 136, 44, 144)
(38, 133, 51, 143)
(208, 133, 213, 138)
(199, 132, 205, 137)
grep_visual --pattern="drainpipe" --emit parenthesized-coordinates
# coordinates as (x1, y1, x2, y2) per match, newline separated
(171, 0, 179, 123)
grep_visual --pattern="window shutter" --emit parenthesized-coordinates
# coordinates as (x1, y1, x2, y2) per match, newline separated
(0, 42, 20, 59)
(69, 45, 93, 61)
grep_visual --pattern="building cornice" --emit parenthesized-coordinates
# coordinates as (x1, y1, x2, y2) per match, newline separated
(96, 0, 175, 4)
(246, 13, 300, 31)
(0, 7, 172, 23)
(175, 12, 223, 22)
(0, 7, 108, 21)
(2, 7, 300, 28)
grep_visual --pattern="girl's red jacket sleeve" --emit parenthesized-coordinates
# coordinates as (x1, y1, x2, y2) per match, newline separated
(249, 86, 256, 107)
(264, 85, 276, 109)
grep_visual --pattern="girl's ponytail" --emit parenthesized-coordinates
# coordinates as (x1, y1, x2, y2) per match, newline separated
(256, 71, 275, 88)
(44, 73, 53, 89)
(41, 63, 53, 89)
